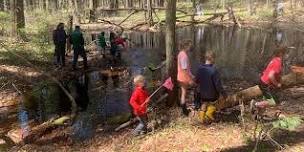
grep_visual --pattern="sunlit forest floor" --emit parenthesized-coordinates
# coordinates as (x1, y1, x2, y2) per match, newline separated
(13, 98, 304, 152)
(1, 3, 304, 151)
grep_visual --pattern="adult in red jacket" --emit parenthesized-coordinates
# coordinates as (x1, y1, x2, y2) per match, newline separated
(129, 75, 150, 135)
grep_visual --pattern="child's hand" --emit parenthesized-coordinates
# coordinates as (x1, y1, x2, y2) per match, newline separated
(140, 97, 150, 108)
(277, 83, 282, 88)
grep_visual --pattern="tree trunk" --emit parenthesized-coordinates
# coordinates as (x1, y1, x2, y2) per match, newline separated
(16, 0, 25, 29)
(147, 0, 153, 26)
(89, 0, 98, 22)
(165, 0, 177, 106)
(191, 0, 196, 21)
(10, 0, 24, 36)
(0, 0, 4, 11)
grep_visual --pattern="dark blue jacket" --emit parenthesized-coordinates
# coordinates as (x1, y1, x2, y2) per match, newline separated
(195, 64, 226, 101)
(53, 29, 67, 45)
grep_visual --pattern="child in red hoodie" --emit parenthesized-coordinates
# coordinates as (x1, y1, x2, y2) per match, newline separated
(251, 47, 286, 113)
(129, 75, 150, 135)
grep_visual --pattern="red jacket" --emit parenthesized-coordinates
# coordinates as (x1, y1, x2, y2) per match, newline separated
(129, 86, 149, 116)
(114, 37, 126, 47)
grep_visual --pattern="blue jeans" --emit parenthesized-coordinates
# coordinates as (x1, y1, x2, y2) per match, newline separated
(133, 115, 147, 135)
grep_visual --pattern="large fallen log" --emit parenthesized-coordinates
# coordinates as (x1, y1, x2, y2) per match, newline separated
(214, 71, 304, 111)
(7, 116, 70, 144)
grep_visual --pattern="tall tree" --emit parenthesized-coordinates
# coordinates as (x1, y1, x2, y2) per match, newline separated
(0, 0, 4, 11)
(10, 0, 25, 36)
(165, 0, 177, 105)
(147, 0, 153, 26)
(89, 0, 98, 22)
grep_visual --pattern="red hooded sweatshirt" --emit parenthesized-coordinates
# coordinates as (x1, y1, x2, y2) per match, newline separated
(129, 86, 149, 116)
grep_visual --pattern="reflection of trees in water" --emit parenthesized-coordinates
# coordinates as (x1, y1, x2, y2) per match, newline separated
(86, 26, 304, 81)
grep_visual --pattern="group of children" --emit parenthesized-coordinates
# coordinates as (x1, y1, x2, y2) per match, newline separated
(177, 40, 287, 119)
(128, 39, 287, 135)
(96, 31, 127, 60)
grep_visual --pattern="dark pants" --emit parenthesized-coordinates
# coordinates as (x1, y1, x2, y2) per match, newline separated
(259, 81, 279, 104)
(73, 47, 88, 68)
(55, 43, 66, 66)
(133, 115, 147, 135)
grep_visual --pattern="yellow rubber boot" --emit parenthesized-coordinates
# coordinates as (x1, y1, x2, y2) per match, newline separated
(198, 111, 207, 122)
(206, 105, 216, 121)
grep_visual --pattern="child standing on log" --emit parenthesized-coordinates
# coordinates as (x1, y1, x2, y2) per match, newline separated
(251, 47, 287, 112)
(129, 75, 150, 136)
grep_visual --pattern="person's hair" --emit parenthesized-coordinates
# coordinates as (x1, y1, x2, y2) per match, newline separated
(179, 40, 192, 51)
(100, 31, 105, 35)
(110, 32, 116, 40)
(57, 23, 64, 30)
(205, 51, 216, 61)
(75, 25, 80, 30)
(133, 75, 145, 86)
(273, 46, 287, 57)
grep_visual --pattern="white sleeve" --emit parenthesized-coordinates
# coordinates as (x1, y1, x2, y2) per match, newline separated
(180, 56, 188, 70)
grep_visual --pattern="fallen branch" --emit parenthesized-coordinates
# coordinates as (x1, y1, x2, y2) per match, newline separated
(118, 10, 138, 26)
(97, 7, 188, 14)
(129, 22, 148, 30)
(23, 115, 71, 144)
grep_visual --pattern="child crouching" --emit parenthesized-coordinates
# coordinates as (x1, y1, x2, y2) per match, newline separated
(129, 75, 150, 136)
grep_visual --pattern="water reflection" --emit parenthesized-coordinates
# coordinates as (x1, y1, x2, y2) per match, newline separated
(88, 25, 304, 82)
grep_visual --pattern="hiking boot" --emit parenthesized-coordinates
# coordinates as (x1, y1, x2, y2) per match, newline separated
(181, 104, 190, 116)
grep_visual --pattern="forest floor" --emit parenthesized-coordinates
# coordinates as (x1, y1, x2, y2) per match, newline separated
(1, 4, 304, 151)
(9, 85, 304, 152)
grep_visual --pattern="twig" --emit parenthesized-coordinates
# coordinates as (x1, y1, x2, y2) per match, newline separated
(0, 81, 10, 90)
(239, 98, 246, 131)
(12, 83, 22, 95)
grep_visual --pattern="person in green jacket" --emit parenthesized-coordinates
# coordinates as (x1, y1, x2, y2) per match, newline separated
(97, 31, 106, 56)
(70, 26, 88, 70)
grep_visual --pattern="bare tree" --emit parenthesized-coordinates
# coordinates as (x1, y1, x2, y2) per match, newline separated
(165, 0, 177, 105)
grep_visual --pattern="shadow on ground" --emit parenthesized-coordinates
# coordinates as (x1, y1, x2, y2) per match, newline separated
(221, 128, 304, 152)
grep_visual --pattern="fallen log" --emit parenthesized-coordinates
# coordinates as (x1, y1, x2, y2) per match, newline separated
(7, 115, 70, 144)
(214, 71, 304, 111)
(23, 116, 70, 144)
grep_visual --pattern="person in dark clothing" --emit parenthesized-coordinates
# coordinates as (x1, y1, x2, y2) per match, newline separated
(195, 51, 227, 120)
(97, 31, 106, 56)
(53, 23, 67, 67)
(109, 32, 118, 58)
(70, 26, 88, 70)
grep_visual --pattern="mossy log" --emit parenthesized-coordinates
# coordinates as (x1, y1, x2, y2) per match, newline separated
(214, 71, 304, 111)
(22, 116, 71, 144)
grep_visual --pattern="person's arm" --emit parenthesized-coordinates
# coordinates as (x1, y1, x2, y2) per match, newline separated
(69, 34, 73, 44)
(129, 91, 140, 111)
(268, 70, 281, 87)
(213, 70, 227, 98)
(195, 69, 200, 84)
(52, 31, 57, 45)
(80, 34, 85, 46)
(180, 56, 194, 83)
